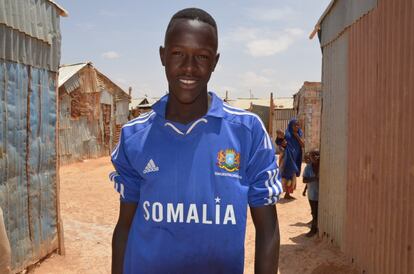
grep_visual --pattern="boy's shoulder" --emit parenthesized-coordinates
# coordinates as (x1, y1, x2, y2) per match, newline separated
(121, 111, 156, 139)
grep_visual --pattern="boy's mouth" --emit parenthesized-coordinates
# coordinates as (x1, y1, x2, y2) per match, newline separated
(179, 79, 197, 85)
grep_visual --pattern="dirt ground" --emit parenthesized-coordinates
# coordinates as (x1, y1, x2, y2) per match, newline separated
(30, 157, 356, 274)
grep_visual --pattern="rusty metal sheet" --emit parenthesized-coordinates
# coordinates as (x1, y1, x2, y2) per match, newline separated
(345, 0, 414, 273)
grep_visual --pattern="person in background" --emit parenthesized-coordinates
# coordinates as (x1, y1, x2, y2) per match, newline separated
(0, 206, 11, 274)
(281, 118, 304, 199)
(302, 152, 311, 197)
(275, 129, 287, 170)
(302, 150, 320, 237)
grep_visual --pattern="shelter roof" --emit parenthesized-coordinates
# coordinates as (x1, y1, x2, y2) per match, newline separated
(309, 0, 336, 39)
(47, 0, 69, 17)
(130, 97, 159, 109)
(58, 63, 88, 87)
(227, 97, 293, 110)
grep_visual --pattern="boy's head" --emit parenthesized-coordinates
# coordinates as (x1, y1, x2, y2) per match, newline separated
(309, 150, 320, 164)
(276, 129, 285, 139)
(160, 8, 220, 104)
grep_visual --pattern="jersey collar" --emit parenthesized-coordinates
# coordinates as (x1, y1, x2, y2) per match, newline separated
(152, 91, 225, 120)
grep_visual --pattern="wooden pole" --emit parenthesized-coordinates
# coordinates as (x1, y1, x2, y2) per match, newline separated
(269, 92, 274, 138)
(55, 73, 65, 255)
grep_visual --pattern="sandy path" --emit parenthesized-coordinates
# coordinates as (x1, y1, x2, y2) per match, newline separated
(31, 157, 356, 274)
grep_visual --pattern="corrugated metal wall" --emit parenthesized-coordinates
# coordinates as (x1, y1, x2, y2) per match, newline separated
(0, 0, 63, 271)
(319, 32, 348, 248)
(319, 0, 414, 272)
(0, 0, 62, 71)
(58, 92, 105, 165)
(273, 108, 296, 138)
(0, 61, 58, 271)
(345, 0, 414, 273)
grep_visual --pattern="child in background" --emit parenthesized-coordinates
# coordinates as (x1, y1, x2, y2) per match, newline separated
(275, 129, 287, 169)
(302, 152, 311, 196)
(302, 150, 320, 237)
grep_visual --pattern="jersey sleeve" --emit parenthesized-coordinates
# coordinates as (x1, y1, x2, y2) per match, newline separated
(247, 117, 283, 207)
(109, 129, 141, 203)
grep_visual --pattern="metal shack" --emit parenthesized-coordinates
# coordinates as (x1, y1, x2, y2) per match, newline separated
(311, 0, 413, 273)
(293, 82, 322, 154)
(58, 62, 130, 164)
(0, 0, 67, 271)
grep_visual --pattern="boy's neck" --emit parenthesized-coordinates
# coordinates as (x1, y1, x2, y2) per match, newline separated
(166, 92, 211, 124)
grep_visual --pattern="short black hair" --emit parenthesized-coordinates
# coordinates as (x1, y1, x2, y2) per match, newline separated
(165, 8, 218, 36)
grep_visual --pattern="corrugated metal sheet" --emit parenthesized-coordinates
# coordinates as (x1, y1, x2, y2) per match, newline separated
(0, 0, 63, 72)
(115, 100, 129, 125)
(100, 90, 113, 105)
(58, 63, 88, 88)
(58, 94, 105, 165)
(272, 108, 296, 138)
(250, 104, 270, 132)
(320, 0, 377, 46)
(319, 32, 348, 248)
(0, 0, 63, 44)
(227, 97, 293, 110)
(344, 0, 414, 273)
(0, 61, 58, 271)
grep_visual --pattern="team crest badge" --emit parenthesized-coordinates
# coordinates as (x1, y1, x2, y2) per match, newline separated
(217, 149, 240, 172)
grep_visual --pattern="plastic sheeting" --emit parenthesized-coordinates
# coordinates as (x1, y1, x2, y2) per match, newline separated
(0, 60, 58, 271)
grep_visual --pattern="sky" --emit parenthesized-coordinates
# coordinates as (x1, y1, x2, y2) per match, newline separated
(57, 0, 330, 99)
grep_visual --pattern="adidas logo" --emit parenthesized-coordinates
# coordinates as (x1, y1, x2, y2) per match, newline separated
(143, 159, 159, 174)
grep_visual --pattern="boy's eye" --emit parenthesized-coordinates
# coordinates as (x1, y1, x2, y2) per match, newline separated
(196, 55, 209, 60)
(172, 51, 184, 57)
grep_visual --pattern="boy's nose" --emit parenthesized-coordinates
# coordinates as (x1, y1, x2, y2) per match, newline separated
(182, 55, 197, 74)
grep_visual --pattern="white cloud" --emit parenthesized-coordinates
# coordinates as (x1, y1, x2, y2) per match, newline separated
(241, 71, 272, 89)
(102, 51, 120, 59)
(229, 27, 304, 57)
(247, 7, 297, 22)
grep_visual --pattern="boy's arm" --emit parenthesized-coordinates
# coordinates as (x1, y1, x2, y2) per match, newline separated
(250, 205, 280, 274)
(112, 202, 138, 274)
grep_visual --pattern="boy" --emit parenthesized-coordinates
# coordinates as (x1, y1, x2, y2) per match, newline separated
(302, 150, 320, 237)
(109, 8, 282, 274)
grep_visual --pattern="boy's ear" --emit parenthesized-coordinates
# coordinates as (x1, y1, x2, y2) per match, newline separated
(159, 46, 166, 66)
(212, 53, 220, 71)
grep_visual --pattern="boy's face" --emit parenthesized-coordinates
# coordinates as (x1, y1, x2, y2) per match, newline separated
(160, 19, 220, 104)
(304, 153, 311, 164)
(276, 131, 284, 138)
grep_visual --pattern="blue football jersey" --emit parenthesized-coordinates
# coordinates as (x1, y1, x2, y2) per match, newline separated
(110, 92, 282, 274)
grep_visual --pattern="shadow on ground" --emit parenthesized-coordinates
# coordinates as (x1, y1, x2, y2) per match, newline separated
(279, 237, 358, 274)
